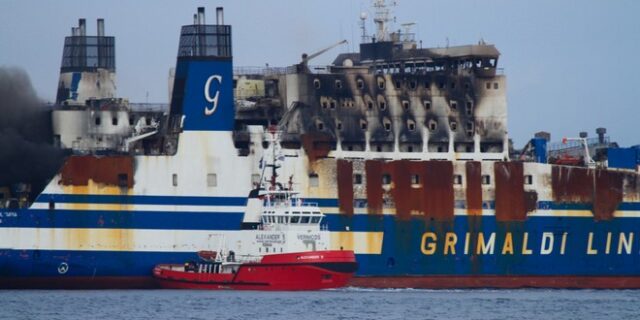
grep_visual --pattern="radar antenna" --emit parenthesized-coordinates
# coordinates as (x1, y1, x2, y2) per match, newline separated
(359, 11, 368, 43)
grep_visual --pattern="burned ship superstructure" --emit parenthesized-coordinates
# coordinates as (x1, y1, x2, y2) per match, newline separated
(1, 2, 640, 289)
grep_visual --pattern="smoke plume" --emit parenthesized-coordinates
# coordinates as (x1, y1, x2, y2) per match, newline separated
(0, 67, 66, 197)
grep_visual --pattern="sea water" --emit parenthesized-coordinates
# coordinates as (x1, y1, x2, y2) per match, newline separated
(0, 288, 638, 320)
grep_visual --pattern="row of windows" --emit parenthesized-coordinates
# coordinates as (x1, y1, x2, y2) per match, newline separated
(94, 116, 153, 127)
(311, 172, 534, 187)
(315, 118, 473, 134)
(320, 98, 473, 115)
(314, 77, 479, 92)
(262, 216, 322, 224)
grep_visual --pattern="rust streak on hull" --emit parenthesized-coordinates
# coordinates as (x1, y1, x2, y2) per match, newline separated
(336, 159, 354, 215)
(465, 161, 483, 215)
(494, 162, 526, 221)
(422, 161, 454, 221)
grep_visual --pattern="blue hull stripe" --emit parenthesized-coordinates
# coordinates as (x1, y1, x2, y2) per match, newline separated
(36, 194, 248, 206)
(4, 209, 245, 230)
(33, 194, 640, 211)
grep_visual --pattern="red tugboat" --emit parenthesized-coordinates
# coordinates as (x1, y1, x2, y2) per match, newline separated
(153, 250, 357, 290)
(152, 130, 357, 290)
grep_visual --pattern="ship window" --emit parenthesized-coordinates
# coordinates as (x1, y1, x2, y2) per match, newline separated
(112, 117, 118, 126)
(382, 174, 391, 185)
(368, 101, 374, 110)
(383, 120, 391, 131)
(313, 79, 321, 89)
(360, 120, 368, 130)
(335, 79, 342, 89)
(394, 80, 401, 89)
(453, 175, 462, 185)
(293, 211, 301, 215)
(129, 117, 135, 125)
(450, 122, 457, 131)
(466, 101, 473, 115)
(354, 174, 363, 185)
(424, 100, 431, 110)
(330, 101, 336, 109)
(428, 120, 437, 132)
(409, 81, 417, 89)
(402, 100, 409, 110)
(494, 82, 499, 89)
(467, 121, 474, 131)
(407, 146, 414, 152)
(95, 117, 101, 126)
(303, 211, 311, 215)
(49, 201, 55, 210)
(336, 121, 343, 131)
(321, 101, 328, 109)
(291, 216, 300, 223)
(438, 82, 445, 89)
(377, 78, 385, 89)
(172, 174, 178, 187)
(525, 175, 533, 185)
(482, 175, 491, 185)
(207, 174, 217, 187)
(309, 173, 319, 187)
(316, 121, 324, 131)
(379, 101, 386, 110)
(357, 78, 364, 89)
(450, 101, 457, 111)
(311, 217, 321, 223)
(301, 216, 310, 223)
(408, 120, 416, 131)
(411, 174, 420, 185)
(118, 173, 128, 188)
(486, 82, 491, 90)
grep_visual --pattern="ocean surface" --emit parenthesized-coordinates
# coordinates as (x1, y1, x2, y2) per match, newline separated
(0, 288, 638, 320)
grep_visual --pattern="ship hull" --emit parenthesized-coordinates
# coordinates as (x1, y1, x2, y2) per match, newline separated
(3, 212, 640, 289)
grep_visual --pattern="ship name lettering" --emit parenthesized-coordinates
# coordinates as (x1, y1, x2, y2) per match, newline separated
(420, 231, 640, 256)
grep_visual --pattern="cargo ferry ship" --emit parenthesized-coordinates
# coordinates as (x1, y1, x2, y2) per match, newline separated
(1, 2, 640, 289)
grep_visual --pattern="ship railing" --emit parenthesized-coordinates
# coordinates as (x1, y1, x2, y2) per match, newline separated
(548, 136, 610, 152)
(129, 103, 169, 112)
(234, 65, 330, 76)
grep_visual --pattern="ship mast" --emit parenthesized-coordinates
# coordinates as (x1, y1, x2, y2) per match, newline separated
(373, 0, 396, 42)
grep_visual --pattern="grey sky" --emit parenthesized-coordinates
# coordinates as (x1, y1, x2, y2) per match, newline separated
(1, 0, 639, 147)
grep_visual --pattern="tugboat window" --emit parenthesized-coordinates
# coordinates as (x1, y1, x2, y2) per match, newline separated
(95, 117, 101, 125)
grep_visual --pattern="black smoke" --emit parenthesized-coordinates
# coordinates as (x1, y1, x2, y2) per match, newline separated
(0, 67, 67, 198)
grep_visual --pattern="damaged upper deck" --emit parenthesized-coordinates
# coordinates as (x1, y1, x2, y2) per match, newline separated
(234, 6, 507, 162)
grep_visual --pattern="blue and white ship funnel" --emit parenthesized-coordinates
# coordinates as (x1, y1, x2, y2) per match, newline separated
(169, 7, 234, 132)
(56, 18, 116, 106)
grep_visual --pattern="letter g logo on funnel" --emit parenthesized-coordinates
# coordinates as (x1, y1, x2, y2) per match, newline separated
(204, 75, 222, 116)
